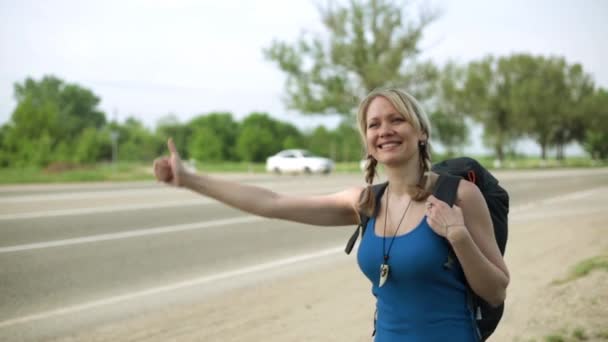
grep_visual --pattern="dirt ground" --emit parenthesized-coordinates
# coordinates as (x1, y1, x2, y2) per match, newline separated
(53, 187, 608, 342)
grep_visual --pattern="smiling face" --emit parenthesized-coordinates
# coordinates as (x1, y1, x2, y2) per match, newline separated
(363, 95, 427, 167)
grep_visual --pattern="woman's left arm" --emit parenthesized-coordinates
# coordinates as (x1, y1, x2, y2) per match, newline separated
(426, 180, 510, 306)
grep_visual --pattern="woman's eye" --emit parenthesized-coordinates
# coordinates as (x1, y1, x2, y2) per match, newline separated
(392, 118, 405, 123)
(368, 123, 378, 128)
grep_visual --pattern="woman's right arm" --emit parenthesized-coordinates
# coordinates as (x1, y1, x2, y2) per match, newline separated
(154, 139, 363, 227)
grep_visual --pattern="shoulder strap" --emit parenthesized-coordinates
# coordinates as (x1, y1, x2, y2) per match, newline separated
(344, 182, 388, 254)
(433, 174, 461, 207)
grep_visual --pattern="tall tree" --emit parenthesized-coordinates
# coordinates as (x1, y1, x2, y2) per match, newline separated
(507, 56, 594, 159)
(508, 54, 563, 160)
(264, 0, 439, 118)
(552, 62, 595, 159)
(462, 55, 534, 162)
(431, 62, 469, 156)
(582, 88, 608, 159)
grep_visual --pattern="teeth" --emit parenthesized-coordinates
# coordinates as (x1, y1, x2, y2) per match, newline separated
(380, 143, 400, 149)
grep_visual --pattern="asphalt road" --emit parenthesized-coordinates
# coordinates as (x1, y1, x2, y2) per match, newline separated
(1, 169, 607, 341)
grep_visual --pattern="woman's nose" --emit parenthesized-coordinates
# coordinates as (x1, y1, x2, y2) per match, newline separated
(379, 123, 393, 137)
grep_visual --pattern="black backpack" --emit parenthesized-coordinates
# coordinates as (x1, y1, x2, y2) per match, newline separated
(344, 157, 509, 341)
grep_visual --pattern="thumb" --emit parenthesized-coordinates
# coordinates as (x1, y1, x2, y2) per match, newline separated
(168, 138, 180, 157)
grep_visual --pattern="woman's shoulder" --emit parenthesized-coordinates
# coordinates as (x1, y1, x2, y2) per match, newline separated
(333, 185, 366, 203)
(455, 178, 484, 207)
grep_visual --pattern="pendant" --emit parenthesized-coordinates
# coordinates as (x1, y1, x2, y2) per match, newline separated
(379, 263, 389, 287)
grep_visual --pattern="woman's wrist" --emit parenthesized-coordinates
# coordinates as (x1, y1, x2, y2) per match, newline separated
(179, 169, 196, 188)
(446, 224, 469, 245)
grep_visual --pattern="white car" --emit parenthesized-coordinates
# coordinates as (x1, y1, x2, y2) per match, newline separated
(266, 149, 334, 174)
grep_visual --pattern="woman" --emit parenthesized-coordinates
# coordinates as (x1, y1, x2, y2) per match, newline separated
(153, 87, 509, 341)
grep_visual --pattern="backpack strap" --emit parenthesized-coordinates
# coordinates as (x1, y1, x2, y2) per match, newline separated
(433, 174, 483, 339)
(344, 182, 388, 254)
(433, 174, 461, 207)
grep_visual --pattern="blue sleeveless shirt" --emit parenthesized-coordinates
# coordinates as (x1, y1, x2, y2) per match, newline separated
(357, 216, 479, 341)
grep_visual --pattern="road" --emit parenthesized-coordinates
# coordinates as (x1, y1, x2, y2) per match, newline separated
(1, 169, 607, 341)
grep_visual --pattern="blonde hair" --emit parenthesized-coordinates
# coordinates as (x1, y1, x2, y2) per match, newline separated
(356, 88, 433, 216)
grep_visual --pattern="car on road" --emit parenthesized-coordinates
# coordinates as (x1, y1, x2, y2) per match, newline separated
(266, 149, 334, 174)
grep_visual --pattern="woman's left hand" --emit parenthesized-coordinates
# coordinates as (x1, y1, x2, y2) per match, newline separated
(425, 195, 466, 239)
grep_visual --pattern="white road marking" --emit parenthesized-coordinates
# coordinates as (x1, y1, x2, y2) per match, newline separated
(0, 216, 264, 253)
(0, 186, 348, 220)
(512, 207, 606, 222)
(0, 199, 211, 220)
(0, 188, 170, 203)
(510, 187, 607, 212)
(0, 246, 344, 328)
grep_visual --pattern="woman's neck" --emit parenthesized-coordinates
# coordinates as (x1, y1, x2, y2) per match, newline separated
(384, 158, 422, 197)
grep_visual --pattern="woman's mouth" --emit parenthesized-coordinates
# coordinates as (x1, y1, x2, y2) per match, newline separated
(378, 142, 401, 149)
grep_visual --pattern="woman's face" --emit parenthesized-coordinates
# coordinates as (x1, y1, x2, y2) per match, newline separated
(365, 96, 425, 167)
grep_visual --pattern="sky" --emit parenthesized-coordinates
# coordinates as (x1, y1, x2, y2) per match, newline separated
(1, 0, 607, 155)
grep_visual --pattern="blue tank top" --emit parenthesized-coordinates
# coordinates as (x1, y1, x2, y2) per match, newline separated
(357, 215, 479, 342)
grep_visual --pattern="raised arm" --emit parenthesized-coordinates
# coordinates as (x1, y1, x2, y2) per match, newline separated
(153, 139, 362, 227)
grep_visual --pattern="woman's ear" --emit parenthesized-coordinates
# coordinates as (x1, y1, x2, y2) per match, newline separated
(420, 131, 428, 142)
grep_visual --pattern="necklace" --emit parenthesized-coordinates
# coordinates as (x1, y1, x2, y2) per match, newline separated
(379, 185, 413, 287)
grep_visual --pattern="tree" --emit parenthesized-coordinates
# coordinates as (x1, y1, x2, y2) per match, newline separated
(115, 117, 161, 162)
(264, 0, 439, 118)
(504, 56, 594, 160)
(73, 127, 111, 164)
(429, 110, 467, 157)
(552, 62, 595, 159)
(188, 112, 239, 161)
(189, 126, 224, 162)
(507, 54, 562, 160)
(333, 122, 363, 161)
(462, 55, 535, 162)
(235, 113, 300, 162)
(307, 125, 333, 158)
(582, 88, 608, 159)
(13, 76, 106, 140)
(236, 114, 276, 162)
(431, 62, 469, 156)
(5, 75, 106, 166)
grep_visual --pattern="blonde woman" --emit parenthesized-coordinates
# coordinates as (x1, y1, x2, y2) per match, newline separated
(153, 87, 509, 341)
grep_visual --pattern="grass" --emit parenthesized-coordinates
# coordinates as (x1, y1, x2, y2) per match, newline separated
(572, 328, 588, 340)
(544, 335, 566, 342)
(0, 162, 153, 184)
(596, 330, 608, 339)
(553, 254, 608, 285)
(542, 326, 607, 341)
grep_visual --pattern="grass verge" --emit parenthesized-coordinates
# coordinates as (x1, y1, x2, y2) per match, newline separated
(553, 255, 608, 285)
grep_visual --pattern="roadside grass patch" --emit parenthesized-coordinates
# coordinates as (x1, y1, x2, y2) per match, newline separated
(553, 255, 608, 285)
(544, 327, 591, 341)
(0, 162, 153, 184)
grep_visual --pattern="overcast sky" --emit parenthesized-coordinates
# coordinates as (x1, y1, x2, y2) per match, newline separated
(1, 0, 606, 153)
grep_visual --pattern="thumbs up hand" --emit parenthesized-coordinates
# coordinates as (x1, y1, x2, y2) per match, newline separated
(153, 138, 186, 187)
